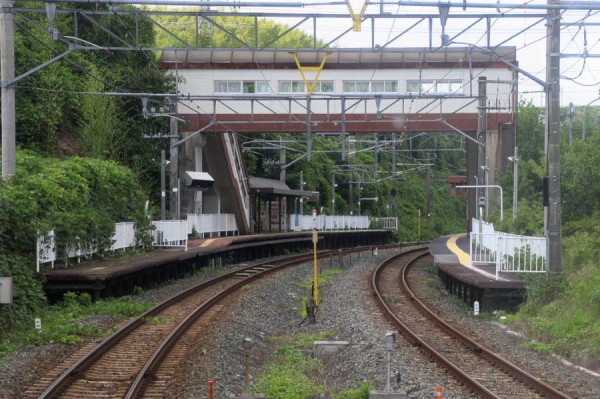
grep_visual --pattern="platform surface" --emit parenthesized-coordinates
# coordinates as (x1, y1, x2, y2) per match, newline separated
(429, 234, 526, 289)
(42, 230, 388, 282)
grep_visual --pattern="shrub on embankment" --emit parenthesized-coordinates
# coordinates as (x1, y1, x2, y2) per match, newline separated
(0, 150, 151, 338)
(506, 217, 600, 371)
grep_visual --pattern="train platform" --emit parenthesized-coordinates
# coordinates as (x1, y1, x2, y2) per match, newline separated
(429, 234, 526, 310)
(41, 229, 392, 300)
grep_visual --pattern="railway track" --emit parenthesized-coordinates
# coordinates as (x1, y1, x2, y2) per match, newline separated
(371, 249, 572, 399)
(27, 251, 322, 399)
(28, 245, 391, 399)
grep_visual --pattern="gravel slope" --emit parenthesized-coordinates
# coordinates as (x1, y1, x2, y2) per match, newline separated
(1, 248, 597, 399)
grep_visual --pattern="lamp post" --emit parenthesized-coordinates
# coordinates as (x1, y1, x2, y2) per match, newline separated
(508, 147, 519, 221)
(299, 170, 304, 215)
(160, 150, 167, 220)
(331, 173, 337, 215)
(481, 163, 489, 218)
(456, 185, 504, 221)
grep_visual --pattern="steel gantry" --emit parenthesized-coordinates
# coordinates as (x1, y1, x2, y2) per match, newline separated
(3, 0, 600, 273)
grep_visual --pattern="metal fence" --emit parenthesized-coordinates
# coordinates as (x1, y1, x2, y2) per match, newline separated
(371, 217, 398, 230)
(36, 222, 138, 272)
(35, 213, 381, 270)
(288, 214, 370, 231)
(470, 218, 547, 279)
(186, 213, 239, 237)
(152, 220, 188, 251)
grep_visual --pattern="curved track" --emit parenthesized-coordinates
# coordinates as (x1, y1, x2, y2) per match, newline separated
(371, 249, 572, 399)
(33, 251, 326, 398)
(33, 245, 388, 399)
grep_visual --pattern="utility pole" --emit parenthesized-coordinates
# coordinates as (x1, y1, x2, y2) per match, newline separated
(160, 149, 166, 220)
(426, 167, 432, 218)
(299, 170, 304, 215)
(1, 0, 16, 180)
(279, 135, 286, 182)
(169, 100, 179, 219)
(477, 76, 487, 215)
(546, 0, 562, 273)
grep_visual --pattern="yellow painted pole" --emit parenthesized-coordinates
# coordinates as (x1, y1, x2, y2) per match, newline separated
(312, 208, 319, 306)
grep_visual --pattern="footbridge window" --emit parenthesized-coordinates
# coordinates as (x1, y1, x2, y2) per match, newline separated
(407, 79, 463, 95)
(279, 80, 334, 94)
(215, 80, 270, 94)
(343, 80, 398, 93)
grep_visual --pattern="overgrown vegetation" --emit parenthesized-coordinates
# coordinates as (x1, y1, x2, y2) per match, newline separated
(0, 292, 153, 355)
(491, 101, 600, 369)
(0, 151, 153, 338)
(258, 332, 373, 399)
(2, 1, 598, 374)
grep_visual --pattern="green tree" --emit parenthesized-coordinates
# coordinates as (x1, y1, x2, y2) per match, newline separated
(516, 99, 545, 162)
(79, 77, 127, 160)
(14, 3, 174, 193)
(150, 9, 323, 48)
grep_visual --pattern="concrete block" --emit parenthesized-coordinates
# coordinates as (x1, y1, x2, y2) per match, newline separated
(369, 391, 408, 399)
(313, 340, 349, 358)
(0, 277, 13, 304)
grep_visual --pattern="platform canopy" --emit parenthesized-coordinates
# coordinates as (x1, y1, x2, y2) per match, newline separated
(249, 176, 318, 202)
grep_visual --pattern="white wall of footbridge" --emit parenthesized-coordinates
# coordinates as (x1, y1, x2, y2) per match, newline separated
(171, 67, 515, 116)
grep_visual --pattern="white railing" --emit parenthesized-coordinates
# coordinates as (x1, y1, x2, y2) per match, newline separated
(470, 218, 547, 279)
(187, 213, 239, 237)
(112, 222, 137, 250)
(36, 222, 138, 272)
(36, 230, 56, 272)
(371, 217, 398, 230)
(35, 212, 378, 270)
(288, 214, 370, 231)
(152, 220, 188, 251)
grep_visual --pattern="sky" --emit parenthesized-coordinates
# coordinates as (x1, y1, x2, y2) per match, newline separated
(238, 0, 600, 107)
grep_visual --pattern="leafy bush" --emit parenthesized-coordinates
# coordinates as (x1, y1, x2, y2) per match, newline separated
(0, 150, 152, 336)
(0, 151, 150, 262)
(335, 382, 375, 399)
(256, 344, 325, 399)
(0, 253, 47, 339)
(511, 230, 600, 368)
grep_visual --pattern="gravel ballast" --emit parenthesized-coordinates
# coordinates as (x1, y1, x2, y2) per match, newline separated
(1, 248, 598, 399)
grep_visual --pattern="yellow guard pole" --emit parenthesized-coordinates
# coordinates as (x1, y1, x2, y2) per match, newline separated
(312, 208, 319, 306)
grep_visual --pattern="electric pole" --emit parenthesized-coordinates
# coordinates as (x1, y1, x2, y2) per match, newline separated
(1, 0, 16, 180)
(546, 0, 562, 273)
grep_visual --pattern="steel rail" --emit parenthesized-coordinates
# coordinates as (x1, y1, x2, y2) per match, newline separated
(124, 253, 311, 398)
(38, 243, 397, 398)
(370, 250, 573, 399)
(37, 251, 318, 398)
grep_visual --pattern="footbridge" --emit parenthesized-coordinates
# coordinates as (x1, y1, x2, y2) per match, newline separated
(160, 47, 517, 233)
